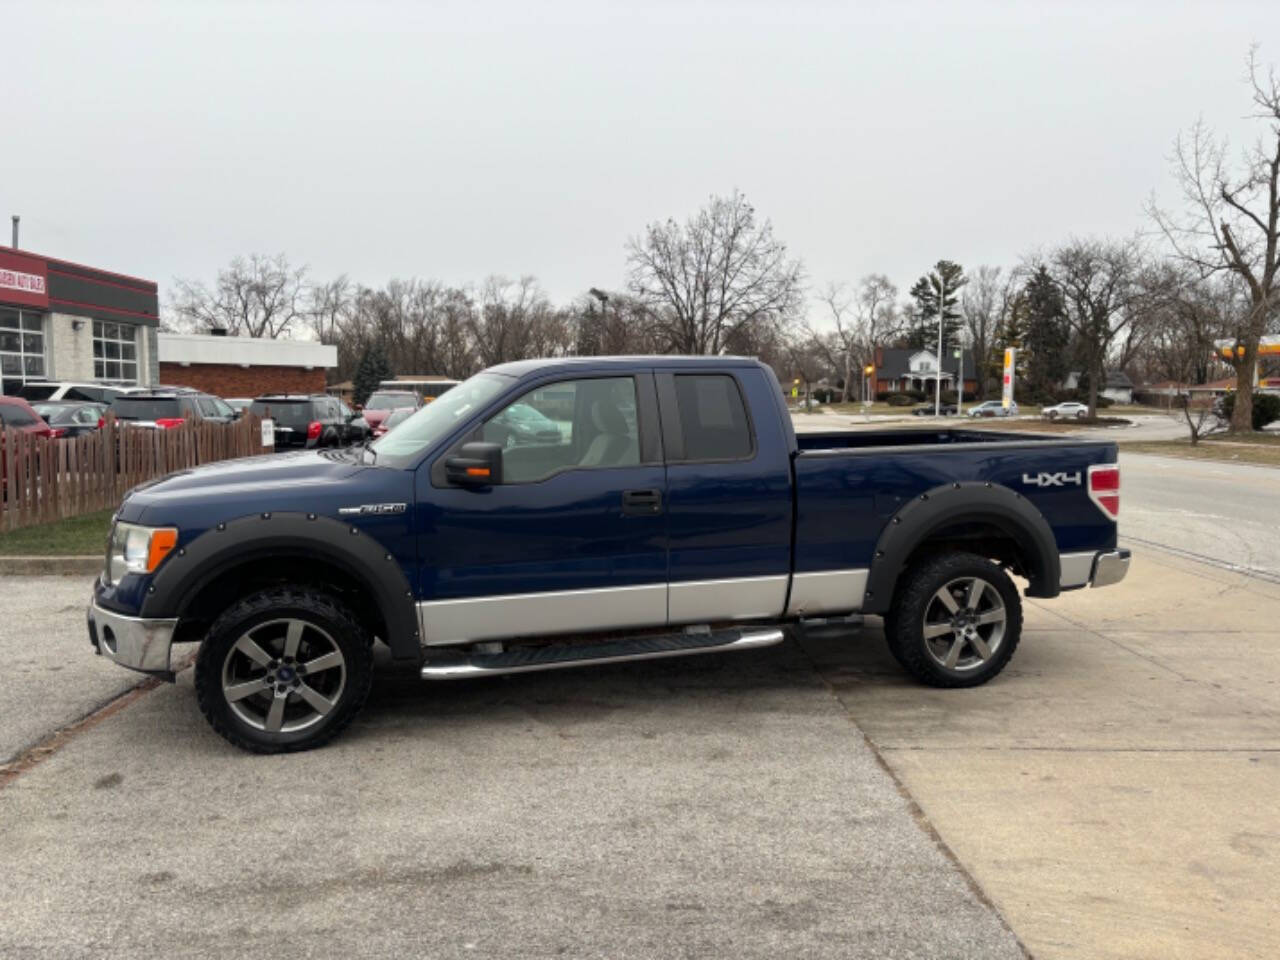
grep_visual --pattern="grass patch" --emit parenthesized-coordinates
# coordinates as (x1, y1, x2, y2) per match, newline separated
(0, 508, 115, 556)
(1122, 437, 1280, 467)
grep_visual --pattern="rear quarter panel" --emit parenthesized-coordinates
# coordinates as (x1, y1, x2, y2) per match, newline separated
(793, 439, 1119, 575)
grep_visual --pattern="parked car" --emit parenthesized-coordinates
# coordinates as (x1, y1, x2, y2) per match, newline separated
(109, 389, 237, 429)
(360, 390, 420, 433)
(30, 400, 108, 438)
(1, 396, 56, 493)
(87, 355, 1128, 753)
(336, 399, 368, 443)
(372, 407, 416, 438)
(249, 394, 353, 449)
(15, 381, 127, 404)
(224, 398, 253, 418)
(912, 403, 959, 417)
(967, 400, 1019, 418)
(1042, 401, 1089, 420)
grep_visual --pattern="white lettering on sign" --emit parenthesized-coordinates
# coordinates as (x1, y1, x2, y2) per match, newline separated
(0, 269, 46, 295)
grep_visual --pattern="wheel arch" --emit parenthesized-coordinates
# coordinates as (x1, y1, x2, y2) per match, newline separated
(139, 513, 420, 661)
(861, 482, 1060, 615)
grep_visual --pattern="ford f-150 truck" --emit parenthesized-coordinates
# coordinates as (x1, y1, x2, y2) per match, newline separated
(88, 356, 1129, 753)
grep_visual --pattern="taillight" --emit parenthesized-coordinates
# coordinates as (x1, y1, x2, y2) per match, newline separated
(155, 418, 185, 429)
(97, 417, 105, 429)
(307, 421, 323, 440)
(1088, 463, 1120, 519)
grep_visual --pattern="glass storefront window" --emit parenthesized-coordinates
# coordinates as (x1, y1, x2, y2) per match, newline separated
(93, 320, 139, 383)
(0, 308, 46, 395)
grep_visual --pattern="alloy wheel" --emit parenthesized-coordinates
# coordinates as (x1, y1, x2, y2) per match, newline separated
(220, 618, 347, 733)
(920, 576, 1007, 673)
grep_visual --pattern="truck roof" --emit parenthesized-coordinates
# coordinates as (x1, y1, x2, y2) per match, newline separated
(487, 355, 764, 378)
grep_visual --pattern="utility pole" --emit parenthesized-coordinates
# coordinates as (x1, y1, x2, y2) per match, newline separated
(934, 273, 946, 417)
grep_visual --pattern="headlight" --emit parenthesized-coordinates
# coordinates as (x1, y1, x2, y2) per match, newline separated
(105, 522, 179, 585)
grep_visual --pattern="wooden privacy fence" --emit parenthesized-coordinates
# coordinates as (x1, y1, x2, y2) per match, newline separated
(2, 414, 273, 532)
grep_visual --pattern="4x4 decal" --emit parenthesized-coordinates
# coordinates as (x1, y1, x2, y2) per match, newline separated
(1021, 471, 1082, 487)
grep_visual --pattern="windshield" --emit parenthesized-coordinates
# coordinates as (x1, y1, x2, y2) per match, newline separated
(370, 373, 509, 465)
(366, 391, 417, 410)
(113, 397, 181, 420)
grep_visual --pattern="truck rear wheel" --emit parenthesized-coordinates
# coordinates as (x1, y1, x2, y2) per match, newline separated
(194, 587, 373, 753)
(885, 552, 1021, 687)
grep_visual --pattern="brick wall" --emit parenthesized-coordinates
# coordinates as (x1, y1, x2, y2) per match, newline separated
(158, 363, 327, 398)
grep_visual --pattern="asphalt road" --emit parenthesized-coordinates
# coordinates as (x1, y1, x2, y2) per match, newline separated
(1119, 452, 1280, 579)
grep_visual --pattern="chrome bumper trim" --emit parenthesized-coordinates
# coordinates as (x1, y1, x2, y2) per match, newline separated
(1059, 552, 1097, 589)
(1090, 549, 1130, 588)
(88, 600, 178, 673)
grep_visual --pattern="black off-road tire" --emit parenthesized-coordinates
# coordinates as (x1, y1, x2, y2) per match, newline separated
(195, 587, 374, 754)
(885, 552, 1022, 688)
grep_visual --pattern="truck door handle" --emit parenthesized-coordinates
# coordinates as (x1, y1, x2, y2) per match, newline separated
(621, 488, 663, 516)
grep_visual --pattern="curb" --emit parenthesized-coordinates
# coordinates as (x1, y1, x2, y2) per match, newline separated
(0, 555, 101, 577)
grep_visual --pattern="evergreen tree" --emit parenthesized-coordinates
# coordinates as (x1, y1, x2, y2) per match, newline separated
(1021, 266, 1070, 400)
(352, 341, 392, 407)
(907, 260, 967, 354)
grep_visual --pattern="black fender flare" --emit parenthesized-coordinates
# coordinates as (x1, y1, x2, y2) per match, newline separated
(861, 482, 1060, 615)
(139, 512, 419, 660)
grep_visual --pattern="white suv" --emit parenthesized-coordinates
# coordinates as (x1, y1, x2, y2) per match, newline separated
(16, 381, 128, 404)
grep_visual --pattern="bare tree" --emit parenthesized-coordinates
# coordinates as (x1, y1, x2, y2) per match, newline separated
(815, 274, 898, 402)
(307, 275, 353, 344)
(1043, 238, 1144, 417)
(626, 191, 805, 355)
(468, 275, 566, 367)
(961, 266, 1004, 400)
(1149, 47, 1280, 432)
(170, 253, 308, 338)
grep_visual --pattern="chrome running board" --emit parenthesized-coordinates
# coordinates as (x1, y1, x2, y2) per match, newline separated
(420, 627, 785, 680)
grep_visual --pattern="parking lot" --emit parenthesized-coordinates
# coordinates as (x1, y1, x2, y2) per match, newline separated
(2, 452, 1278, 959)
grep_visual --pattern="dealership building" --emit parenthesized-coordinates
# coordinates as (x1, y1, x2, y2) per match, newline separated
(0, 245, 160, 396)
(2, 243, 336, 398)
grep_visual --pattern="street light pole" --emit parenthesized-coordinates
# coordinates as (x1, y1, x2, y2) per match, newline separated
(934, 274, 946, 417)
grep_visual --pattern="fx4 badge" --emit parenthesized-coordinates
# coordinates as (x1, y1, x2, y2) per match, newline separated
(338, 503, 408, 516)
(1021, 471, 1082, 487)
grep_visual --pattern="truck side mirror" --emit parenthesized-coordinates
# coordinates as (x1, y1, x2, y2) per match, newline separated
(445, 442, 503, 487)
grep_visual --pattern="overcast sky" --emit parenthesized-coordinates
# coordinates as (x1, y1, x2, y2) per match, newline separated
(5, 1, 1279, 325)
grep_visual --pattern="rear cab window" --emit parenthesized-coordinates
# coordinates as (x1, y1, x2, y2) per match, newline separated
(250, 399, 312, 427)
(671, 373, 753, 461)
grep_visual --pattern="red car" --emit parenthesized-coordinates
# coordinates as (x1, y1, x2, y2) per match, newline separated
(1, 396, 56, 491)
(360, 390, 420, 433)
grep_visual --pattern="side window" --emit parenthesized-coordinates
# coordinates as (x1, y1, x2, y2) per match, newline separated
(65, 387, 96, 402)
(673, 374, 753, 461)
(197, 397, 219, 417)
(480, 377, 638, 483)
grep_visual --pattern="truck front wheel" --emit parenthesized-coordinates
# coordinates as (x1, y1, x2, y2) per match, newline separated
(885, 552, 1022, 687)
(194, 587, 374, 753)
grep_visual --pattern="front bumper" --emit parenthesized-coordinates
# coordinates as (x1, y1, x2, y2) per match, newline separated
(1059, 548, 1132, 590)
(87, 599, 178, 675)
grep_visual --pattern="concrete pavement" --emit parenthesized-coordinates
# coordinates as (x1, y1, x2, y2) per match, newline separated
(0, 575, 141, 763)
(802, 549, 1280, 959)
(0, 608, 1024, 960)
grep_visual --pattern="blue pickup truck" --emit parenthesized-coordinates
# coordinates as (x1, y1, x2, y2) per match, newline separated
(88, 356, 1129, 752)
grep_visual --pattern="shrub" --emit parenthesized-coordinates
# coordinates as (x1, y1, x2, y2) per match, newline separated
(1220, 392, 1280, 429)
(886, 393, 917, 407)
(813, 387, 834, 404)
